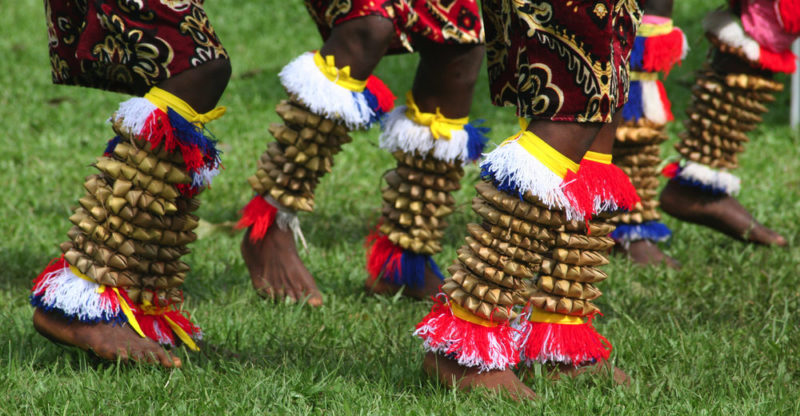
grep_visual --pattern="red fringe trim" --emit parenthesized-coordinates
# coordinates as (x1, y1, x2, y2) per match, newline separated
(134, 308, 201, 347)
(777, 0, 800, 35)
(124, 288, 201, 347)
(643, 29, 685, 74)
(661, 161, 680, 179)
(415, 299, 519, 370)
(31, 256, 68, 294)
(139, 109, 209, 177)
(364, 228, 402, 282)
(235, 196, 278, 243)
(758, 47, 797, 74)
(656, 80, 674, 122)
(562, 169, 596, 224)
(520, 315, 611, 366)
(365, 75, 396, 114)
(577, 159, 640, 214)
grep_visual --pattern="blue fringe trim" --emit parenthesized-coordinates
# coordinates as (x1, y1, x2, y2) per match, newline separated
(104, 136, 121, 156)
(29, 294, 127, 325)
(360, 89, 384, 128)
(630, 36, 646, 71)
(480, 162, 525, 198)
(465, 120, 490, 162)
(166, 108, 221, 164)
(622, 80, 643, 122)
(610, 221, 672, 243)
(381, 250, 445, 289)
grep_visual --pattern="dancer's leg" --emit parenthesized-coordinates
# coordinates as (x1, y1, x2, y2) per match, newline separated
(416, 0, 642, 397)
(365, 40, 487, 299)
(34, 0, 230, 367)
(660, 4, 795, 246)
(241, 17, 395, 305)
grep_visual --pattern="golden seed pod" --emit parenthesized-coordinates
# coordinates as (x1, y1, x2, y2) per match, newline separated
(553, 232, 615, 251)
(551, 247, 610, 267)
(465, 224, 541, 264)
(615, 125, 667, 144)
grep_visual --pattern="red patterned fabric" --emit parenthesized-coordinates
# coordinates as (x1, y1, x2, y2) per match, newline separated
(482, 0, 642, 123)
(304, 0, 483, 53)
(45, 0, 228, 95)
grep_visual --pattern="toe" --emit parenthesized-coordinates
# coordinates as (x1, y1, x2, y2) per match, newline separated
(153, 348, 179, 368)
(261, 287, 276, 300)
(306, 294, 323, 307)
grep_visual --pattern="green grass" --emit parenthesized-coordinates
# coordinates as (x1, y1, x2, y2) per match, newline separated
(1, 1, 800, 414)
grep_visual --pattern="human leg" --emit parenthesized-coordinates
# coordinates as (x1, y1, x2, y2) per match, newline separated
(660, 4, 796, 246)
(416, 0, 643, 396)
(32, 1, 230, 366)
(238, 16, 396, 305)
(365, 40, 488, 299)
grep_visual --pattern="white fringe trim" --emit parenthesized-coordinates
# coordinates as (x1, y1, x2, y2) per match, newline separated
(279, 52, 373, 130)
(678, 161, 741, 196)
(680, 30, 690, 60)
(414, 325, 514, 373)
(264, 195, 307, 249)
(112, 97, 158, 135)
(480, 139, 584, 221)
(152, 320, 175, 346)
(641, 80, 668, 125)
(379, 107, 470, 163)
(592, 195, 619, 216)
(704, 9, 760, 63)
(193, 166, 220, 189)
(33, 265, 120, 322)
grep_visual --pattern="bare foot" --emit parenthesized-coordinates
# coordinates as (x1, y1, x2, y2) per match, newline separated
(547, 361, 630, 386)
(616, 240, 681, 269)
(364, 267, 442, 300)
(33, 308, 180, 367)
(659, 180, 787, 246)
(241, 227, 323, 306)
(423, 352, 537, 401)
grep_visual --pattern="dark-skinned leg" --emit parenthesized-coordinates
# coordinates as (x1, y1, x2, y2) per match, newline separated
(605, 0, 684, 266)
(518, 114, 631, 384)
(601, 110, 681, 268)
(424, 115, 605, 398)
(366, 40, 486, 299)
(34, 58, 232, 367)
(383, 41, 532, 398)
(242, 17, 395, 306)
(659, 49, 787, 246)
(527, 119, 602, 163)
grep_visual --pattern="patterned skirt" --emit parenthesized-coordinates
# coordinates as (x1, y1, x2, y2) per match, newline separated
(304, 0, 484, 53)
(45, 0, 228, 95)
(483, 0, 642, 123)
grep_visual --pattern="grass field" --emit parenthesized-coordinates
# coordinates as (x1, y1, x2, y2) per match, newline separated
(1, 1, 800, 414)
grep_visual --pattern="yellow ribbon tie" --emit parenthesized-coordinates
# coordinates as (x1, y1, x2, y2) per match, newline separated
(630, 71, 660, 82)
(450, 302, 499, 328)
(313, 51, 367, 93)
(144, 86, 226, 126)
(637, 20, 673, 37)
(141, 301, 199, 351)
(584, 151, 613, 164)
(405, 91, 468, 140)
(528, 307, 584, 325)
(163, 315, 200, 351)
(68, 264, 146, 338)
(503, 123, 579, 179)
